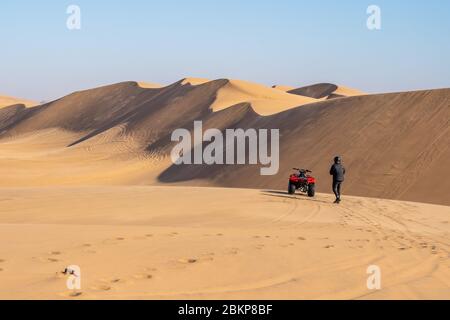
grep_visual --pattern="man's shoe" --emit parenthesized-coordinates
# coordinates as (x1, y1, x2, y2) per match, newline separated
(334, 199, 339, 204)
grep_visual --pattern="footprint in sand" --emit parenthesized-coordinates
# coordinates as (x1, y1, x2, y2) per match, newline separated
(133, 273, 153, 280)
(145, 267, 158, 272)
(48, 258, 59, 262)
(199, 253, 215, 261)
(324, 245, 335, 249)
(297, 237, 306, 241)
(145, 234, 153, 238)
(82, 244, 92, 247)
(116, 237, 125, 241)
(227, 248, 239, 255)
(69, 292, 82, 297)
(91, 283, 112, 291)
(50, 251, 62, 256)
(60, 291, 83, 298)
(178, 258, 198, 264)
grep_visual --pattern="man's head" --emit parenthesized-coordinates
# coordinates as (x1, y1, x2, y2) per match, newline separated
(334, 156, 342, 164)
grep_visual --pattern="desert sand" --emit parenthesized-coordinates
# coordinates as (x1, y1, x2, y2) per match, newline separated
(0, 78, 449, 299)
(0, 186, 448, 299)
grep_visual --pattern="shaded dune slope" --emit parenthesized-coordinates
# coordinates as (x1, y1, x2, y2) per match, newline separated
(157, 88, 450, 205)
(288, 83, 365, 100)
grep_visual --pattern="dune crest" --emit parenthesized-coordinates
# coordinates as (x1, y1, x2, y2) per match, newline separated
(137, 81, 162, 89)
(181, 77, 211, 86)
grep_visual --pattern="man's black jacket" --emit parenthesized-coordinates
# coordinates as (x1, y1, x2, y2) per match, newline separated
(330, 163, 346, 182)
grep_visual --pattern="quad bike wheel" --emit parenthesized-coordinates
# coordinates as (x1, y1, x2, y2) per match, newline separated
(307, 184, 315, 197)
(288, 183, 296, 195)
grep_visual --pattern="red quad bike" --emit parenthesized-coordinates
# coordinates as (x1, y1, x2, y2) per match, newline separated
(288, 168, 316, 197)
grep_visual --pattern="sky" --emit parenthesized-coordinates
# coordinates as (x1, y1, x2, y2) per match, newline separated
(1, 0, 449, 101)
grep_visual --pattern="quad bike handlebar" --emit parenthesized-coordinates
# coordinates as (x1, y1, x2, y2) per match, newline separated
(293, 168, 312, 173)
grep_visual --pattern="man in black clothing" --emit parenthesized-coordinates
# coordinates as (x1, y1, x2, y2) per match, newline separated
(329, 156, 346, 204)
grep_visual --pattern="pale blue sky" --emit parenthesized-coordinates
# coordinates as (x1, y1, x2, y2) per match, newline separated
(1, 0, 449, 101)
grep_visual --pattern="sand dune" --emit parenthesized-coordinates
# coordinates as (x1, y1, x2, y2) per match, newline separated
(0, 95, 36, 109)
(0, 79, 313, 138)
(157, 88, 450, 206)
(0, 186, 448, 299)
(209, 79, 317, 115)
(0, 80, 449, 205)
